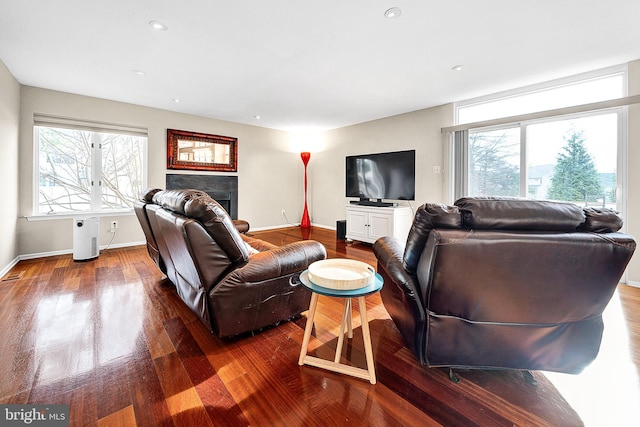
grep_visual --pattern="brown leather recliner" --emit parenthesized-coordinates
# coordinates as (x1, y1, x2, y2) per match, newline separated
(134, 188, 249, 276)
(135, 188, 165, 273)
(135, 188, 327, 337)
(373, 197, 636, 375)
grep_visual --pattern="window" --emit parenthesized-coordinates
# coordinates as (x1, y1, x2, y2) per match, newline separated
(453, 66, 626, 211)
(467, 113, 620, 209)
(34, 116, 147, 215)
(457, 69, 625, 124)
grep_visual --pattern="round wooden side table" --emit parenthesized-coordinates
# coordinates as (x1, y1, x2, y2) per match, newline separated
(297, 267, 383, 384)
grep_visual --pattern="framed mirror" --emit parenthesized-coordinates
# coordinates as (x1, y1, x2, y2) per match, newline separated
(166, 128, 238, 172)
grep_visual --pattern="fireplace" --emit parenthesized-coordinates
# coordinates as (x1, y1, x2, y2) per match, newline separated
(166, 174, 238, 219)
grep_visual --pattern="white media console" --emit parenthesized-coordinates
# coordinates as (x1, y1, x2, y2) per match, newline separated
(345, 205, 413, 244)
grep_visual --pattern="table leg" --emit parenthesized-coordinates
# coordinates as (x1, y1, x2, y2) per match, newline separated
(358, 296, 376, 384)
(346, 297, 353, 339)
(334, 298, 351, 363)
(299, 292, 319, 365)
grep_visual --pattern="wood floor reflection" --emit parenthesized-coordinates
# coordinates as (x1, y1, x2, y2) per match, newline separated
(1, 226, 639, 426)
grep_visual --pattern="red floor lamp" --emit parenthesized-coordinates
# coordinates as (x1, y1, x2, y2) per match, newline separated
(300, 152, 311, 229)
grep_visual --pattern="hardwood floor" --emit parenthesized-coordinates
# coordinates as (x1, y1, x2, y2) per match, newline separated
(1, 226, 639, 426)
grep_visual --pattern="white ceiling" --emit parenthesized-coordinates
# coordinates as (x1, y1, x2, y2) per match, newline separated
(1, 1, 639, 131)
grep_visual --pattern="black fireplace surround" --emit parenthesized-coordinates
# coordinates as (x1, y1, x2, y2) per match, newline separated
(166, 174, 238, 219)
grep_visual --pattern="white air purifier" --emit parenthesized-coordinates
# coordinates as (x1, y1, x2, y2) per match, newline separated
(73, 217, 99, 261)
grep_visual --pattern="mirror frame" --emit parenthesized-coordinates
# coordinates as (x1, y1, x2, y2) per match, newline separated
(166, 128, 238, 172)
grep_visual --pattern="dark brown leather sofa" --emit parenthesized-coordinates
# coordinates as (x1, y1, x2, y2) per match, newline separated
(373, 197, 636, 375)
(135, 188, 326, 338)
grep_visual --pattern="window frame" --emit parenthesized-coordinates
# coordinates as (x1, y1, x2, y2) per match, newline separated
(464, 109, 624, 204)
(451, 65, 628, 220)
(31, 116, 148, 219)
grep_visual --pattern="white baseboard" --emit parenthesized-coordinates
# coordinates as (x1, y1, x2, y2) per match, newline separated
(100, 240, 146, 251)
(6, 241, 146, 267)
(249, 223, 295, 232)
(625, 280, 640, 288)
(313, 223, 336, 231)
(19, 248, 74, 261)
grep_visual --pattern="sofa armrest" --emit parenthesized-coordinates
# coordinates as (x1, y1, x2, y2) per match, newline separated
(233, 219, 250, 234)
(374, 236, 422, 302)
(374, 236, 427, 358)
(374, 236, 410, 282)
(241, 234, 279, 252)
(224, 240, 327, 283)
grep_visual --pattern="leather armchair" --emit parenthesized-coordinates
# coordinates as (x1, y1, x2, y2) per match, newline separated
(135, 188, 327, 337)
(374, 197, 636, 374)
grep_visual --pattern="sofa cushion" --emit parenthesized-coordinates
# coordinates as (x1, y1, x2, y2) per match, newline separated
(455, 196, 585, 231)
(153, 189, 209, 214)
(140, 187, 162, 203)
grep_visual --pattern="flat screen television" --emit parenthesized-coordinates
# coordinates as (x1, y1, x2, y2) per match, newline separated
(346, 150, 415, 206)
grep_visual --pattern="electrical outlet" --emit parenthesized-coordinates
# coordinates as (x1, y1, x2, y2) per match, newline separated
(281, 209, 286, 216)
(110, 220, 118, 232)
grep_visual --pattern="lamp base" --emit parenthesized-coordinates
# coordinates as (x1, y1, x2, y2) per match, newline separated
(301, 206, 311, 229)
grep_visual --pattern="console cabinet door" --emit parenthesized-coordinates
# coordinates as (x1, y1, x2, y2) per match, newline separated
(346, 209, 368, 241)
(368, 212, 393, 242)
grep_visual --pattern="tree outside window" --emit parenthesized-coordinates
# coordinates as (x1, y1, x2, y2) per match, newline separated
(547, 127, 605, 204)
(468, 128, 520, 197)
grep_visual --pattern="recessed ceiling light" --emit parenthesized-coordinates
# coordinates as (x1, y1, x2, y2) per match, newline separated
(451, 65, 464, 71)
(384, 7, 402, 18)
(172, 98, 181, 103)
(254, 115, 261, 120)
(149, 20, 168, 31)
(132, 69, 146, 76)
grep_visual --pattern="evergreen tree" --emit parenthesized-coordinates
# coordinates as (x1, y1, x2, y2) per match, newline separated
(547, 127, 603, 202)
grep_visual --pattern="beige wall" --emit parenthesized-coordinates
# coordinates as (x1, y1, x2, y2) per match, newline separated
(309, 104, 454, 227)
(18, 87, 300, 256)
(625, 59, 640, 285)
(0, 61, 20, 272)
(16, 86, 454, 258)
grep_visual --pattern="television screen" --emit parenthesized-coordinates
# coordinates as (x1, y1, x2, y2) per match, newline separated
(346, 150, 415, 201)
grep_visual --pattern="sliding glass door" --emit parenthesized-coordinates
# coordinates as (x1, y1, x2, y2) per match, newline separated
(468, 110, 621, 210)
